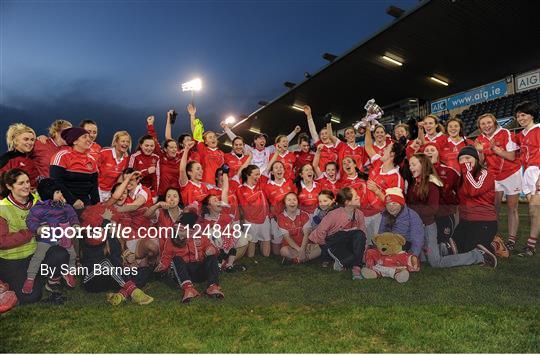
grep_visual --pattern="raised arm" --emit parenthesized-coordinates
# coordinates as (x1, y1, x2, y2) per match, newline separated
(221, 172, 229, 205)
(106, 172, 137, 206)
(303, 105, 319, 142)
(235, 150, 252, 179)
(364, 122, 377, 158)
(188, 104, 204, 142)
(313, 144, 324, 178)
(287, 125, 302, 145)
(164, 110, 173, 141)
(179, 141, 196, 186)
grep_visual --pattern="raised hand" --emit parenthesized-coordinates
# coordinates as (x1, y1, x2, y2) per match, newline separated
(147, 115, 155, 125)
(294, 125, 302, 134)
(187, 103, 196, 117)
(303, 105, 312, 117)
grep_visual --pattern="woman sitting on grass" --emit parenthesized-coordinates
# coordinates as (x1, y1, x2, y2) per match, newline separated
(273, 192, 321, 264)
(0, 169, 69, 305)
(308, 187, 367, 280)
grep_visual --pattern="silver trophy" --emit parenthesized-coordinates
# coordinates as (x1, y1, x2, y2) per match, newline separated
(354, 98, 383, 131)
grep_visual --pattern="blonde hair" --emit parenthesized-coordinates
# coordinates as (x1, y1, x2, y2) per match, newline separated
(6, 123, 36, 151)
(476, 113, 499, 130)
(274, 134, 288, 144)
(394, 123, 410, 134)
(48, 119, 72, 137)
(111, 131, 132, 152)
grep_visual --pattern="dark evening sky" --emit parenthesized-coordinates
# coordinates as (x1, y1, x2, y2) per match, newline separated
(1, 0, 417, 148)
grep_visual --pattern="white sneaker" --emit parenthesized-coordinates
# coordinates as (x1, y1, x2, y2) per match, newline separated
(326, 249, 343, 271)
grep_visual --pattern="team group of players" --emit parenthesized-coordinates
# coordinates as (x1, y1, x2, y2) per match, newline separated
(0, 99, 539, 306)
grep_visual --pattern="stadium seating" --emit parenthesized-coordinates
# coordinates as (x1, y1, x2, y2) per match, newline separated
(456, 87, 540, 135)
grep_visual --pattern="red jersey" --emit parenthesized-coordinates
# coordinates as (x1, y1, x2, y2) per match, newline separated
(262, 178, 297, 217)
(475, 127, 521, 180)
(31, 138, 66, 179)
(179, 148, 200, 164)
(159, 234, 216, 268)
(433, 162, 459, 216)
(294, 150, 315, 175)
(197, 142, 225, 185)
(224, 153, 249, 178)
(236, 182, 269, 224)
(372, 141, 389, 157)
(201, 208, 236, 251)
(180, 180, 209, 210)
(49, 148, 99, 205)
(516, 124, 540, 169)
(88, 142, 102, 161)
(275, 151, 297, 180)
(338, 175, 368, 203)
(421, 132, 448, 152)
(314, 141, 339, 173)
(439, 137, 474, 172)
(146, 123, 182, 196)
(0, 151, 38, 189)
(337, 141, 367, 175)
(126, 183, 154, 208)
(128, 151, 160, 195)
(364, 159, 404, 217)
(316, 173, 339, 195)
(297, 181, 322, 215)
(275, 209, 311, 247)
(97, 148, 129, 191)
(458, 164, 496, 221)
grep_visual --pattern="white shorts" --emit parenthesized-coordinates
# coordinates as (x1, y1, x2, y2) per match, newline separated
(246, 217, 271, 243)
(364, 213, 382, 245)
(99, 189, 111, 202)
(495, 169, 522, 195)
(522, 166, 540, 195)
(270, 218, 283, 245)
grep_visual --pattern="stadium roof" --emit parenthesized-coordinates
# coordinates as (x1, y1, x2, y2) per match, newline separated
(225, 0, 540, 141)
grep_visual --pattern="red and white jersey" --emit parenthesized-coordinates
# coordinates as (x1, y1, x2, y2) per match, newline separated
(126, 183, 153, 208)
(314, 141, 339, 174)
(158, 153, 181, 197)
(274, 209, 311, 247)
(97, 148, 129, 192)
(433, 162, 460, 216)
(421, 132, 448, 152)
(297, 180, 322, 215)
(31, 137, 66, 179)
(236, 182, 269, 224)
(51, 147, 98, 174)
(128, 151, 160, 195)
(316, 173, 339, 195)
(475, 127, 521, 180)
(224, 153, 249, 178)
(0, 151, 39, 189)
(516, 124, 540, 170)
(180, 179, 209, 210)
(337, 141, 367, 175)
(274, 151, 297, 180)
(439, 137, 474, 172)
(364, 158, 404, 216)
(338, 174, 368, 203)
(88, 142, 102, 161)
(262, 178, 297, 217)
(372, 140, 389, 157)
(197, 142, 225, 185)
(294, 150, 315, 176)
(458, 164, 496, 221)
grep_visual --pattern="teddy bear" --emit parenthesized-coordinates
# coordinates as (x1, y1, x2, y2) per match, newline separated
(362, 232, 419, 283)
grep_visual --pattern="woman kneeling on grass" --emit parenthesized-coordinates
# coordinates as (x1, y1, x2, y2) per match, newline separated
(308, 187, 367, 280)
(273, 192, 321, 264)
